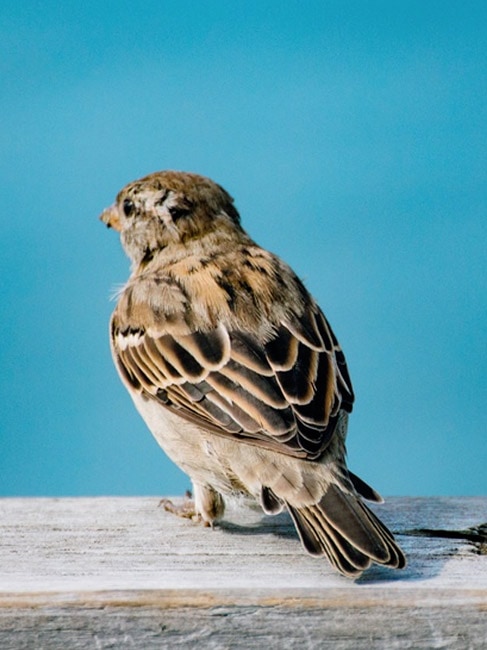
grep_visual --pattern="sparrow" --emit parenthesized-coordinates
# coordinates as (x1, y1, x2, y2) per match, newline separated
(100, 170, 406, 578)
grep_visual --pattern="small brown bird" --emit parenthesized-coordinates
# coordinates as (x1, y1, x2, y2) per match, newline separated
(100, 170, 406, 578)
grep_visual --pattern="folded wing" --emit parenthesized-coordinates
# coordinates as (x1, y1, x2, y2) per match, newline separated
(111, 304, 354, 461)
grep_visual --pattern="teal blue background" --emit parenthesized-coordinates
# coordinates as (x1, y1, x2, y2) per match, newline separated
(1, 1, 485, 496)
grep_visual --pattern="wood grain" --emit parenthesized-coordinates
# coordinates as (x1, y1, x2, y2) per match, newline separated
(0, 497, 485, 648)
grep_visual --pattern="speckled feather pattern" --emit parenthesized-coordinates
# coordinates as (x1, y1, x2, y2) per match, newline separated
(101, 170, 406, 578)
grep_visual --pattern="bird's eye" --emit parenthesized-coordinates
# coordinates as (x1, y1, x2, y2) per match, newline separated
(168, 205, 191, 220)
(123, 199, 135, 217)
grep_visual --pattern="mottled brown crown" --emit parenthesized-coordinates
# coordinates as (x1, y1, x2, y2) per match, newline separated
(101, 171, 242, 268)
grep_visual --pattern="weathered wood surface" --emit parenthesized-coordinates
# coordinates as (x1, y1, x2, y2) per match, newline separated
(0, 496, 486, 649)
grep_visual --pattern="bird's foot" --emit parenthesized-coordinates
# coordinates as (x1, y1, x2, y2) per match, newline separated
(159, 492, 211, 527)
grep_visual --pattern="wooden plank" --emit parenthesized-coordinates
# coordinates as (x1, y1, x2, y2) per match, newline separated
(0, 497, 486, 648)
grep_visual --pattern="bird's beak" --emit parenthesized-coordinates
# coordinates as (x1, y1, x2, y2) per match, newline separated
(99, 204, 122, 231)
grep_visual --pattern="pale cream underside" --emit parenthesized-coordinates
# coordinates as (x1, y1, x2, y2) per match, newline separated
(130, 392, 347, 509)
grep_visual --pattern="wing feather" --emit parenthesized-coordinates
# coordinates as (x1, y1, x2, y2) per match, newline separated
(111, 301, 354, 460)
(118, 347, 156, 393)
(284, 309, 324, 350)
(219, 359, 287, 408)
(174, 324, 231, 369)
(204, 372, 295, 435)
(152, 335, 205, 380)
(264, 326, 300, 370)
(273, 345, 319, 404)
(230, 332, 275, 375)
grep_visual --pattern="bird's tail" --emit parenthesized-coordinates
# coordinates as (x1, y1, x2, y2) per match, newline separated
(286, 482, 406, 578)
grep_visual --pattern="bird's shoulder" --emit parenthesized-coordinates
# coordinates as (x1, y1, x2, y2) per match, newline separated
(112, 241, 308, 336)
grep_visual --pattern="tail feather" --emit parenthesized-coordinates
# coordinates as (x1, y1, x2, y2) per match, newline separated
(319, 485, 392, 562)
(309, 503, 374, 570)
(286, 483, 406, 577)
(287, 505, 324, 556)
(357, 500, 407, 569)
(288, 506, 371, 577)
(321, 535, 369, 578)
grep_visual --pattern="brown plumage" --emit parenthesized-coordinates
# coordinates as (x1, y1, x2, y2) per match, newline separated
(100, 170, 406, 578)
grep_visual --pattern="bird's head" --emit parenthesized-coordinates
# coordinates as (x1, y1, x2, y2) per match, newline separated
(100, 171, 242, 268)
